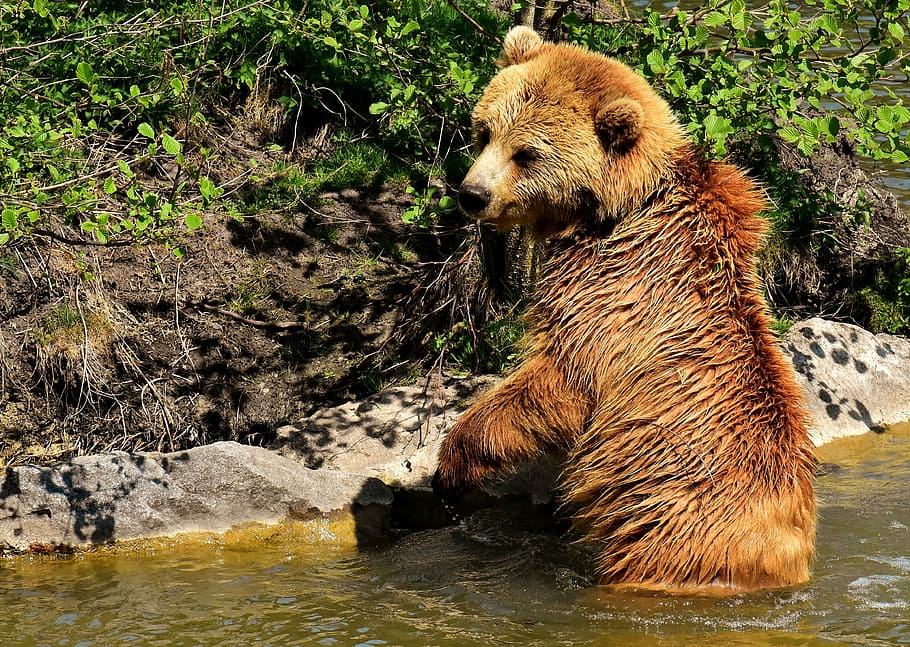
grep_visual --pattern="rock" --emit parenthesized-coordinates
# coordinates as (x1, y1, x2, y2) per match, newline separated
(0, 441, 392, 553)
(272, 376, 499, 488)
(274, 375, 557, 505)
(782, 317, 910, 446)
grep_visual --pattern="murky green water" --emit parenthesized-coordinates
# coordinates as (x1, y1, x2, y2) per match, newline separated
(3, 425, 910, 646)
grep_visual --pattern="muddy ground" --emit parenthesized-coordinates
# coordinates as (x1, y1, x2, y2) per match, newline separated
(0, 136, 483, 467)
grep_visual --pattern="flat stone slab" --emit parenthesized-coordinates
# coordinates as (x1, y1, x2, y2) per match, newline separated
(782, 318, 910, 446)
(273, 376, 499, 488)
(0, 441, 392, 553)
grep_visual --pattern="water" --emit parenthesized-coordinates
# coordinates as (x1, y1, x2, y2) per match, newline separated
(2, 424, 909, 646)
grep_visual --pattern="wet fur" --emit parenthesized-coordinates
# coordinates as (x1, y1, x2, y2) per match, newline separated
(433, 28, 816, 593)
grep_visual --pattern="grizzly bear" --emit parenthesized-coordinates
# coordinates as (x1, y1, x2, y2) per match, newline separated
(432, 26, 817, 594)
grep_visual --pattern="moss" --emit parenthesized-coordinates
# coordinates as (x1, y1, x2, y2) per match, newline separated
(854, 287, 910, 335)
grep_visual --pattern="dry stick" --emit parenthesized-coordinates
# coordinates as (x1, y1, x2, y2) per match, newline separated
(116, 339, 175, 447)
(444, 0, 502, 44)
(189, 299, 311, 330)
(283, 70, 305, 152)
(173, 263, 196, 371)
(14, 248, 38, 289)
(0, 328, 6, 396)
(73, 284, 93, 417)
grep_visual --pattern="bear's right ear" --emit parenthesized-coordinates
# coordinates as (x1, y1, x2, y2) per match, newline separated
(595, 98, 645, 153)
(499, 26, 544, 67)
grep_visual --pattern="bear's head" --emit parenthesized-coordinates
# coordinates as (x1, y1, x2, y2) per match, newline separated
(458, 27, 687, 239)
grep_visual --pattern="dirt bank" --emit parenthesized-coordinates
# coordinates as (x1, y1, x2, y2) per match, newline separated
(0, 164, 472, 466)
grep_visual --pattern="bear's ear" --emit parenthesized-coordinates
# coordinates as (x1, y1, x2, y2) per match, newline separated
(595, 98, 645, 153)
(500, 26, 544, 66)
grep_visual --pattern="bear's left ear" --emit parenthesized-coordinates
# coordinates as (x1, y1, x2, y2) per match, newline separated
(595, 98, 644, 153)
(500, 26, 544, 66)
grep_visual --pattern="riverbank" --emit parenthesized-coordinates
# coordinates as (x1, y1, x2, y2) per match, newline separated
(2, 316, 909, 555)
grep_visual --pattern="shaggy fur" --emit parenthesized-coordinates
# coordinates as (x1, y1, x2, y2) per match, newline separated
(432, 27, 817, 593)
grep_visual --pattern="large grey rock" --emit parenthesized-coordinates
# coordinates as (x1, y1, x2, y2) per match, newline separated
(782, 318, 910, 446)
(273, 377, 498, 488)
(273, 376, 557, 504)
(0, 441, 392, 553)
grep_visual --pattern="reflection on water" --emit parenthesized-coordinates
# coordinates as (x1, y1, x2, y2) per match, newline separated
(2, 424, 910, 646)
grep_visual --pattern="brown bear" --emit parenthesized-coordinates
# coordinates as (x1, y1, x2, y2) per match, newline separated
(432, 26, 817, 594)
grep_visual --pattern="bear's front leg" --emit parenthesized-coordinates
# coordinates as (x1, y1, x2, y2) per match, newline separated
(432, 353, 591, 499)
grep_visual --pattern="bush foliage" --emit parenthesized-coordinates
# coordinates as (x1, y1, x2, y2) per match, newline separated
(2, 0, 910, 335)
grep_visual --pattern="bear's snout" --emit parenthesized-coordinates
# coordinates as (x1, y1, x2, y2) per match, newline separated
(457, 182, 491, 215)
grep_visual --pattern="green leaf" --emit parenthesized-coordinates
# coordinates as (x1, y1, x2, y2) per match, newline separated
(813, 14, 839, 35)
(199, 177, 215, 198)
(704, 114, 733, 137)
(7, 157, 20, 174)
(185, 213, 203, 231)
(704, 11, 727, 27)
(438, 195, 456, 212)
(400, 20, 420, 37)
(889, 21, 905, 41)
(323, 36, 339, 49)
(875, 118, 893, 133)
(104, 177, 117, 194)
(161, 133, 181, 155)
(797, 138, 815, 156)
(778, 126, 801, 143)
(369, 102, 389, 114)
(730, 4, 750, 31)
(170, 78, 184, 96)
(117, 159, 135, 178)
(879, 46, 898, 66)
(76, 61, 94, 85)
(646, 50, 665, 74)
(1, 207, 18, 230)
(138, 122, 155, 138)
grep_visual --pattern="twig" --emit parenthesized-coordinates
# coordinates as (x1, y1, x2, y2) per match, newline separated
(189, 299, 311, 330)
(444, 0, 502, 44)
(283, 70, 305, 151)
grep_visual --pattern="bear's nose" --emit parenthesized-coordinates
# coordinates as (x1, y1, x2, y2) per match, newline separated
(458, 183, 491, 215)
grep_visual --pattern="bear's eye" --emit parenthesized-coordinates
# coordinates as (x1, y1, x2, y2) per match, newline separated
(475, 127, 491, 151)
(512, 147, 539, 168)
